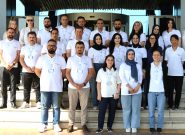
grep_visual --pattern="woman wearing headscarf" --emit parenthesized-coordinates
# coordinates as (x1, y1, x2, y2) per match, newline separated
(119, 49, 142, 133)
(88, 33, 107, 109)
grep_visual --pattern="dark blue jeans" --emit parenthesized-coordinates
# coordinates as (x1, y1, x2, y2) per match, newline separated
(98, 97, 118, 129)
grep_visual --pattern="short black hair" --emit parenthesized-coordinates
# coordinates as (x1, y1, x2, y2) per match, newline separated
(60, 14, 68, 20)
(51, 28, 59, 33)
(48, 39, 57, 44)
(170, 34, 179, 40)
(113, 18, 122, 24)
(75, 41, 84, 47)
(44, 17, 50, 20)
(96, 18, 104, 24)
(75, 25, 83, 31)
(7, 27, 15, 32)
(77, 16, 85, 21)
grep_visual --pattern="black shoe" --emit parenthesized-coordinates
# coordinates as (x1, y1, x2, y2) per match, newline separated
(10, 102, 17, 108)
(150, 128, 156, 133)
(0, 104, 7, 109)
(96, 128, 103, 134)
(172, 106, 178, 110)
(16, 86, 19, 91)
(67, 125, 73, 133)
(157, 128, 162, 132)
(61, 103, 66, 109)
(107, 128, 112, 132)
(82, 125, 89, 132)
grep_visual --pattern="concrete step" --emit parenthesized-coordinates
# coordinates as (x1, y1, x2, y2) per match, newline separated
(1, 91, 185, 108)
(0, 108, 185, 129)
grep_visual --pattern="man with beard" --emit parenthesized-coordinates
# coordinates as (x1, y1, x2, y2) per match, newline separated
(0, 28, 20, 109)
(66, 41, 93, 133)
(35, 39, 66, 133)
(20, 31, 42, 109)
(110, 19, 128, 46)
(37, 17, 52, 46)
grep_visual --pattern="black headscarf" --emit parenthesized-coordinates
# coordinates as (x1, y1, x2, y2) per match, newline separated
(92, 33, 106, 50)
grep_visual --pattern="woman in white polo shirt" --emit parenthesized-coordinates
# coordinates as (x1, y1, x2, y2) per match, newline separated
(96, 54, 121, 133)
(107, 33, 127, 70)
(145, 50, 165, 133)
(119, 49, 142, 133)
(165, 34, 185, 110)
(88, 33, 107, 109)
(162, 18, 181, 48)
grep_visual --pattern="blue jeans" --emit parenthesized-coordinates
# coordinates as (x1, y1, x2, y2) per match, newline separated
(121, 94, 142, 128)
(41, 92, 61, 125)
(89, 63, 103, 107)
(148, 92, 165, 128)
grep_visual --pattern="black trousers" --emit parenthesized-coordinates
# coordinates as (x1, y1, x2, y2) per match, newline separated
(98, 97, 118, 129)
(22, 72, 40, 103)
(168, 76, 183, 108)
(0, 67, 18, 105)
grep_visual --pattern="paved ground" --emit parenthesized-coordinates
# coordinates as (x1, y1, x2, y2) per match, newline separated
(1, 129, 185, 135)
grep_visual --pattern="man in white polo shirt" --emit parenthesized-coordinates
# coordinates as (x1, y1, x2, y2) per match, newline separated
(0, 28, 20, 109)
(35, 39, 66, 133)
(37, 17, 52, 46)
(165, 34, 185, 110)
(56, 14, 74, 49)
(66, 41, 93, 133)
(110, 19, 128, 45)
(90, 18, 110, 46)
(70, 16, 91, 42)
(66, 26, 89, 58)
(20, 31, 42, 109)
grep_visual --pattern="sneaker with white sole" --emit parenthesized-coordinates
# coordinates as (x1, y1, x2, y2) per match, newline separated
(132, 128, 137, 133)
(36, 102, 41, 109)
(126, 128, 131, 133)
(20, 102, 30, 109)
(39, 124, 47, 133)
(53, 124, 62, 132)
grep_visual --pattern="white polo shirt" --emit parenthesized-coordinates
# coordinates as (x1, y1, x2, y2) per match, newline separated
(149, 62, 164, 92)
(56, 25, 74, 47)
(110, 30, 128, 43)
(162, 29, 181, 47)
(35, 54, 66, 92)
(158, 36, 165, 50)
(70, 27, 91, 42)
(127, 46, 147, 67)
(119, 62, 143, 95)
(107, 45, 127, 70)
(20, 44, 42, 72)
(96, 68, 121, 97)
(0, 39, 20, 66)
(19, 27, 38, 45)
(90, 29, 110, 45)
(66, 39, 89, 56)
(41, 41, 66, 56)
(37, 28, 51, 46)
(88, 48, 107, 63)
(165, 47, 185, 76)
(66, 55, 92, 89)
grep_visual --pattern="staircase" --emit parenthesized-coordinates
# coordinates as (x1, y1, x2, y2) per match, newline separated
(0, 86, 185, 130)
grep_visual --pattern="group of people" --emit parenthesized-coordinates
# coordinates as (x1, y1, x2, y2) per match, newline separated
(0, 14, 184, 134)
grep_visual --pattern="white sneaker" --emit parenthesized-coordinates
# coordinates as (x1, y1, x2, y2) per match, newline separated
(126, 128, 131, 133)
(53, 124, 62, 132)
(132, 128, 137, 133)
(36, 102, 41, 109)
(20, 102, 30, 109)
(39, 124, 47, 133)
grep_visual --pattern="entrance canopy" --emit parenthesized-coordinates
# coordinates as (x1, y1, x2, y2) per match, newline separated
(20, 0, 179, 11)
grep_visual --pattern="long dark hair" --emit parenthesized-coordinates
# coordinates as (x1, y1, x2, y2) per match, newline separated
(166, 18, 176, 31)
(109, 33, 123, 54)
(151, 24, 160, 40)
(102, 54, 116, 72)
(146, 34, 159, 52)
(129, 21, 143, 42)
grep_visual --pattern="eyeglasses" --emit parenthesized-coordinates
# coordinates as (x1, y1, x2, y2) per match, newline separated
(27, 20, 33, 22)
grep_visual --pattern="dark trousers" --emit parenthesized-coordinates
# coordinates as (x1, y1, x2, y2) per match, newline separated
(22, 72, 40, 103)
(168, 76, 183, 108)
(0, 67, 18, 105)
(98, 97, 117, 129)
